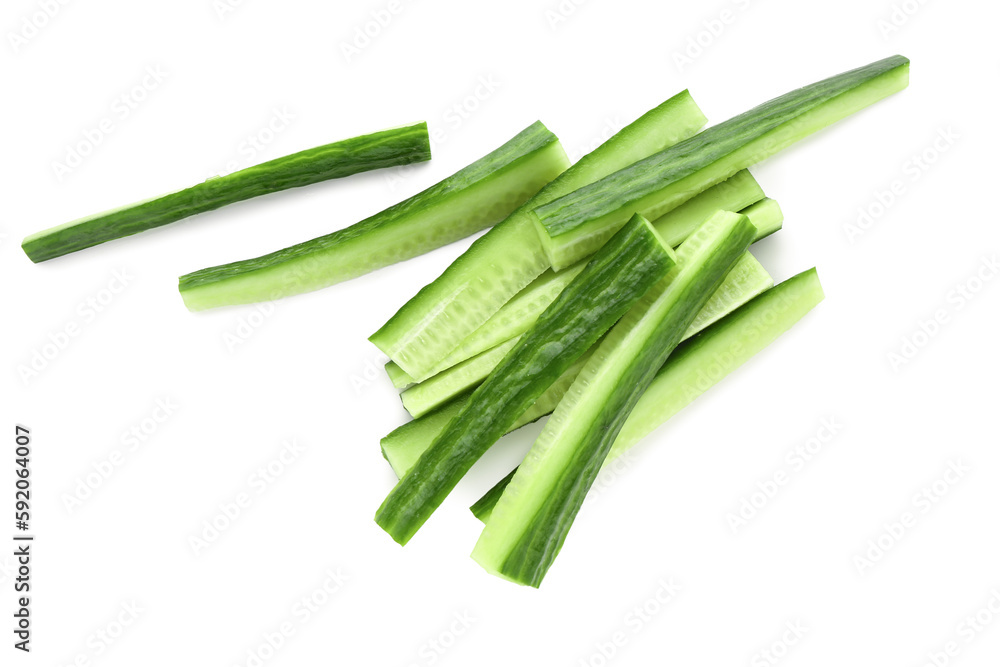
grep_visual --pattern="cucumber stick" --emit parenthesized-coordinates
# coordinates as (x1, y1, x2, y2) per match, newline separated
(376, 215, 677, 545)
(370, 91, 708, 381)
(533, 55, 910, 269)
(22, 123, 433, 263)
(178, 122, 569, 310)
(472, 210, 757, 587)
(471, 267, 826, 522)
(396, 170, 767, 382)
(394, 197, 781, 418)
(382, 245, 772, 476)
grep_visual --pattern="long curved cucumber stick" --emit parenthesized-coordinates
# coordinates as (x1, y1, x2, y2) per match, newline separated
(178, 122, 569, 310)
(375, 215, 677, 546)
(395, 197, 782, 418)
(370, 91, 708, 381)
(22, 123, 433, 262)
(382, 249, 772, 474)
(470, 267, 825, 522)
(534, 55, 910, 269)
(472, 210, 757, 587)
(387, 169, 766, 385)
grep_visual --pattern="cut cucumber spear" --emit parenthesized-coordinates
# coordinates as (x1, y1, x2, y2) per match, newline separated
(376, 215, 677, 545)
(472, 210, 757, 587)
(533, 55, 910, 269)
(393, 196, 781, 418)
(370, 91, 708, 381)
(22, 123, 433, 263)
(388, 170, 767, 384)
(381, 250, 772, 476)
(470, 267, 826, 522)
(179, 122, 570, 310)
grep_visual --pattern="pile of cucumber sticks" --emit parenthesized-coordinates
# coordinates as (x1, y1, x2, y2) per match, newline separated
(373, 55, 908, 587)
(22, 55, 909, 588)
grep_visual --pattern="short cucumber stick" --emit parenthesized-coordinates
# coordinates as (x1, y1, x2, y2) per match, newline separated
(23, 123, 433, 262)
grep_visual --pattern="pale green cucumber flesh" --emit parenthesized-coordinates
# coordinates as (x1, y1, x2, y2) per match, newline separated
(370, 91, 708, 381)
(739, 198, 783, 240)
(471, 267, 825, 522)
(400, 194, 780, 415)
(371, 216, 550, 381)
(381, 250, 773, 468)
(178, 123, 568, 310)
(534, 55, 910, 269)
(381, 395, 468, 478)
(472, 210, 757, 587)
(375, 215, 677, 545)
(23, 123, 433, 263)
(429, 263, 586, 374)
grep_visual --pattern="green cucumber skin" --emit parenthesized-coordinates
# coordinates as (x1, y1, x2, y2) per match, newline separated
(375, 215, 677, 545)
(472, 267, 825, 522)
(473, 211, 756, 587)
(179, 123, 568, 310)
(369, 91, 708, 381)
(534, 55, 910, 269)
(417, 170, 766, 376)
(398, 196, 780, 418)
(380, 250, 773, 477)
(23, 123, 433, 263)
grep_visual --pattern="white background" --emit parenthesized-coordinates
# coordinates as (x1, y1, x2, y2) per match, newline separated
(3, 0, 999, 665)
